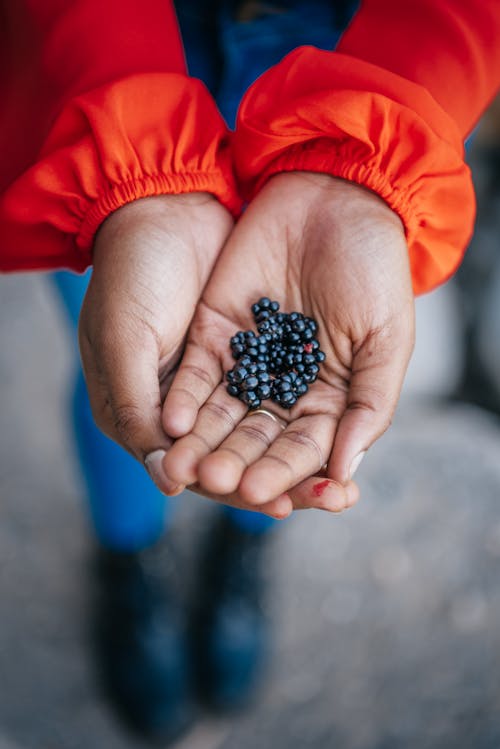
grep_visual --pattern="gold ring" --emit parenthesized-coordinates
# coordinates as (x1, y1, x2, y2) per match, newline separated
(247, 408, 287, 431)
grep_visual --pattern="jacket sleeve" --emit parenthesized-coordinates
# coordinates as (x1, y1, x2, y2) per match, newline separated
(233, 0, 500, 295)
(0, 0, 241, 273)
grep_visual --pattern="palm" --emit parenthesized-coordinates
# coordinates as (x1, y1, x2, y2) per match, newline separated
(78, 193, 233, 466)
(162, 174, 415, 513)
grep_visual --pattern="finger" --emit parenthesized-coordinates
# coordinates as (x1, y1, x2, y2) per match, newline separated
(162, 384, 248, 486)
(327, 322, 414, 484)
(188, 482, 293, 520)
(197, 409, 288, 495)
(162, 342, 224, 438)
(278, 477, 360, 512)
(238, 413, 341, 506)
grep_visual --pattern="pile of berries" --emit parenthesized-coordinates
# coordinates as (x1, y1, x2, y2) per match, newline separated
(226, 297, 326, 410)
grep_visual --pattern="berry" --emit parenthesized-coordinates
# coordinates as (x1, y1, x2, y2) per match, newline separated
(241, 391, 260, 408)
(257, 384, 271, 399)
(233, 367, 248, 383)
(225, 298, 325, 410)
(243, 376, 259, 391)
(280, 391, 297, 408)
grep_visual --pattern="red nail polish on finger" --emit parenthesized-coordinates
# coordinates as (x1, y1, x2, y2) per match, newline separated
(312, 479, 330, 497)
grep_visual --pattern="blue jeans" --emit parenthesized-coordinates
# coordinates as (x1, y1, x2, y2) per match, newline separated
(53, 0, 356, 551)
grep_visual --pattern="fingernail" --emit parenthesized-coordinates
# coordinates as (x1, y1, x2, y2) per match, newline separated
(145, 450, 185, 496)
(349, 451, 366, 479)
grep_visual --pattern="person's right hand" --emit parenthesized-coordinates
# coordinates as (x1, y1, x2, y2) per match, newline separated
(160, 174, 415, 516)
(78, 193, 233, 495)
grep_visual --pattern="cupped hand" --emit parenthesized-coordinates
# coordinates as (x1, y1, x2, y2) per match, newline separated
(161, 173, 415, 515)
(78, 193, 233, 493)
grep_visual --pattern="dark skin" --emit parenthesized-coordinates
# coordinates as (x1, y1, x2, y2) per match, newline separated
(78, 174, 415, 517)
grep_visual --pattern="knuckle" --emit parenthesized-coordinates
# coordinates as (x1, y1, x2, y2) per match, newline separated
(170, 386, 199, 407)
(347, 400, 393, 437)
(237, 423, 272, 447)
(112, 402, 144, 446)
(183, 363, 215, 388)
(190, 431, 212, 451)
(92, 401, 112, 435)
(281, 429, 324, 464)
(204, 400, 237, 428)
(264, 453, 295, 478)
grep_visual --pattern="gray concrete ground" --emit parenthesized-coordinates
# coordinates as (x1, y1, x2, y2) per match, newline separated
(1, 143, 500, 748)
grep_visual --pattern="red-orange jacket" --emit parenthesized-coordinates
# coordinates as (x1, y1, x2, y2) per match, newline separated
(1, 1, 499, 294)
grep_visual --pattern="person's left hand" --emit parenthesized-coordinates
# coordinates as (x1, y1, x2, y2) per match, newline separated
(160, 173, 415, 515)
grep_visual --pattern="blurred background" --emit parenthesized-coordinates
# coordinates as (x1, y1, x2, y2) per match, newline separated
(0, 98, 499, 749)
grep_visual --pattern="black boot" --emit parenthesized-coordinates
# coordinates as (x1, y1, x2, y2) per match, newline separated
(92, 543, 196, 742)
(191, 515, 272, 711)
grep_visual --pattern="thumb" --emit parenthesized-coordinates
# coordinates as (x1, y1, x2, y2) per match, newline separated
(327, 323, 414, 484)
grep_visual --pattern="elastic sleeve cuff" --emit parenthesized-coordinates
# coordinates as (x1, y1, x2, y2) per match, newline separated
(0, 72, 242, 272)
(233, 47, 476, 296)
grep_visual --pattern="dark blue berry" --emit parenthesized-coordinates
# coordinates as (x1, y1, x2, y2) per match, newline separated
(243, 376, 259, 391)
(231, 343, 246, 358)
(257, 310, 271, 322)
(226, 298, 324, 409)
(257, 384, 271, 399)
(233, 367, 248, 383)
(292, 318, 306, 333)
(241, 391, 260, 407)
(280, 391, 297, 407)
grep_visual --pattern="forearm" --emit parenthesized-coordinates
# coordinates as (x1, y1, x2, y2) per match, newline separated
(0, 0, 241, 272)
(338, 0, 500, 138)
(233, 1, 500, 294)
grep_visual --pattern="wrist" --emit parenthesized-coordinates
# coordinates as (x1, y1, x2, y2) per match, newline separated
(268, 171, 404, 233)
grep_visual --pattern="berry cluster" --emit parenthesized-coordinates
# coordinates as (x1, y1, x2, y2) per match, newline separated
(226, 297, 326, 410)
